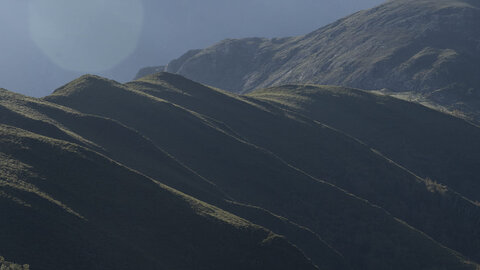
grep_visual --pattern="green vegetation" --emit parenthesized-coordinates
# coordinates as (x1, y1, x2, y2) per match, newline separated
(0, 123, 316, 270)
(250, 84, 480, 201)
(44, 73, 480, 269)
(249, 84, 480, 260)
(1, 71, 480, 269)
(0, 257, 29, 270)
(130, 74, 480, 265)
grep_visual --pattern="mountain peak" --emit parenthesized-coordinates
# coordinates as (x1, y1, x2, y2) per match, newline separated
(131, 72, 214, 96)
(48, 74, 124, 98)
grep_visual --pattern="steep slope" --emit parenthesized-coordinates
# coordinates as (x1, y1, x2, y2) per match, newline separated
(1, 86, 348, 270)
(0, 88, 229, 203)
(43, 74, 480, 270)
(161, 0, 480, 120)
(127, 73, 480, 262)
(249, 84, 480, 201)
(0, 124, 317, 270)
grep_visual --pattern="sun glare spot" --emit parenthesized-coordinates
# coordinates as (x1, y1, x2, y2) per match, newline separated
(28, 0, 144, 72)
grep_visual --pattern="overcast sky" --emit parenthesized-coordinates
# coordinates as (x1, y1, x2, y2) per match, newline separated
(0, 0, 384, 97)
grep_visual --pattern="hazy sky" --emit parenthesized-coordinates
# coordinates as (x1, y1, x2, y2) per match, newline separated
(0, 0, 384, 97)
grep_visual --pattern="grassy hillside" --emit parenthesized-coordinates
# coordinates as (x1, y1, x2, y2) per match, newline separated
(127, 73, 480, 262)
(40, 73, 480, 269)
(1, 84, 348, 269)
(2, 72, 480, 269)
(160, 0, 480, 121)
(0, 88, 229, 203)
(250, 85, 480, 201)
(248, 84, 480, 260)
(0, 124, 317, 270)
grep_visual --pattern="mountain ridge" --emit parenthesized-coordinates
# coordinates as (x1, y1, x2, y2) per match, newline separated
(1, 72, 480, 269)
(49, 73, 480, 268)
(129, 73, 480, 261)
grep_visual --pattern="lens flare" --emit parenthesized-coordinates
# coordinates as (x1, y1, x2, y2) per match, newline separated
(28, 0, 144, 72)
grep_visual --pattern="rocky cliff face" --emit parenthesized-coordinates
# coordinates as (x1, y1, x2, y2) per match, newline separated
(156, 0, 480, 121)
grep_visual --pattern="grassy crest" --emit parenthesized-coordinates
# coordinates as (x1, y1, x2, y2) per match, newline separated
(1, 71, 479, 269)
(42, 73, 480, 269)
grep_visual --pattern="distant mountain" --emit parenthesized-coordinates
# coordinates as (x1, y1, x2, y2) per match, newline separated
(1, 73, 480, 269)
(150, 0, 480, 121)
(134, 65, 166, 80)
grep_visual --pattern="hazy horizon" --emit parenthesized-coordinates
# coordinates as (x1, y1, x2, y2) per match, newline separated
(0, 0, 384, 97)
